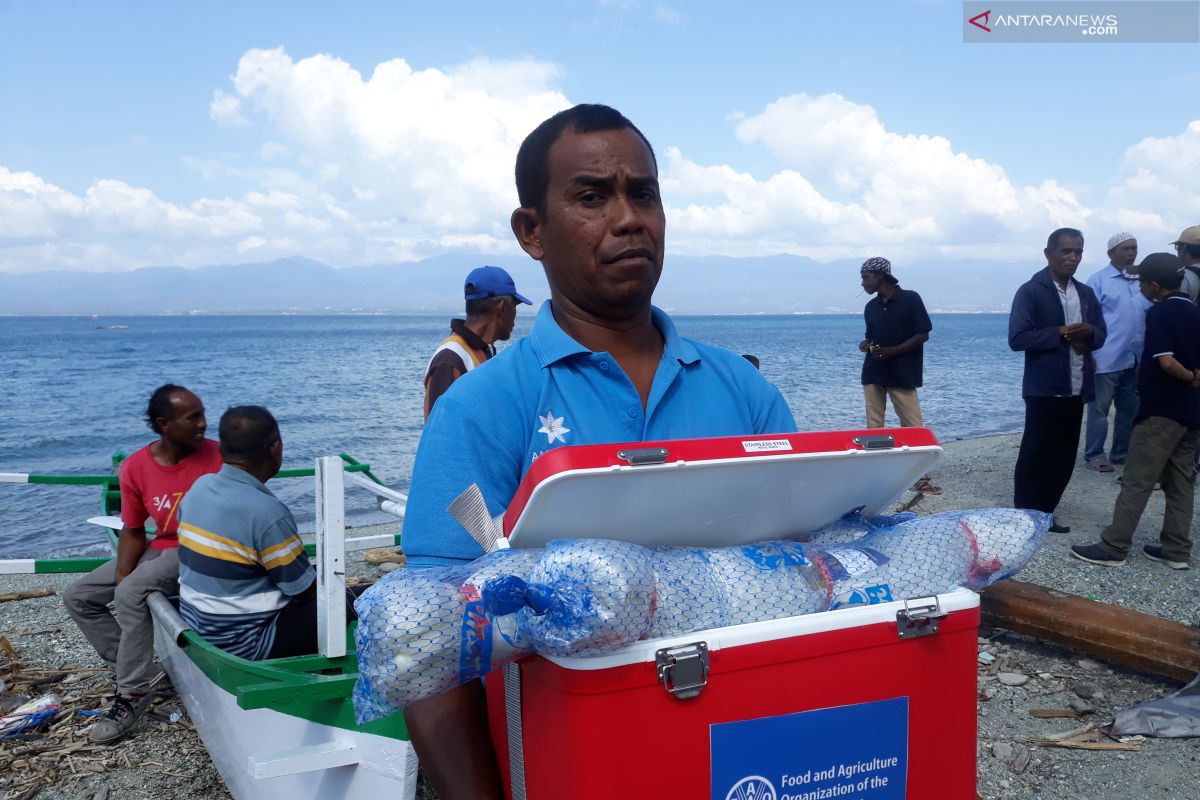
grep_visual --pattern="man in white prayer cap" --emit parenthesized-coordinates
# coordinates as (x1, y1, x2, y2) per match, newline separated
(1083, 233, 1150, 472)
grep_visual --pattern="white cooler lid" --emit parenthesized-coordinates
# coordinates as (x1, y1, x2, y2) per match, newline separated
(503, 428, 941, 549)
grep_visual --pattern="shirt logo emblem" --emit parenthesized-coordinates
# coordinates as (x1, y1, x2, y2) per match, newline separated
(537, 410, 570, 444)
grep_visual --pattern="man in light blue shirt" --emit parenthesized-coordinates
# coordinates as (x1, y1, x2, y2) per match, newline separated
(1084, 233, 1150, 471)
(400, 104, 797, 799)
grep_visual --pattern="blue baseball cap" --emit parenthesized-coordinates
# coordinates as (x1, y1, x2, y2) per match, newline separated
(464, 266, 531, 304)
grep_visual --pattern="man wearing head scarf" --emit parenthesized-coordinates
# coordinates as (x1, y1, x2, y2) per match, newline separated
(1083, 233, 1151, 472)
(858, 257, 938, 493)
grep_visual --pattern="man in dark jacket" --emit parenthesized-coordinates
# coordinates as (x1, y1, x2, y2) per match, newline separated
(1009, 228, 1108, 532)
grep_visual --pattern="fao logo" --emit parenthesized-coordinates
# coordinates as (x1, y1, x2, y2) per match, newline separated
(725, 775, 777, 800)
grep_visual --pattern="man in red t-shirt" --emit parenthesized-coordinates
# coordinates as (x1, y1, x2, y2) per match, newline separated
(64, 384, 222, 743)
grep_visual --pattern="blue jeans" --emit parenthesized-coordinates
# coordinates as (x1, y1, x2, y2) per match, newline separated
(1085, 367, 1139, 463)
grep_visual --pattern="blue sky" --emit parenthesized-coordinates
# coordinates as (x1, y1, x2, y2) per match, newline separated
(2, 0, 1198, 275)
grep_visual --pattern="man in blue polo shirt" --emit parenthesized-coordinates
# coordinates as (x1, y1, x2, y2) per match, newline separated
(400, 104, 797, 798)
(1071, 253, 1200, 569)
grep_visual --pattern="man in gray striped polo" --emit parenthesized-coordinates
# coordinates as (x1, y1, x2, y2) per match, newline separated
(177, 406, 356, 660)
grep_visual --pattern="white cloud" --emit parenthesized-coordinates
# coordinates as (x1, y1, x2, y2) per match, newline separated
(4, 50, 1198, 275)
(209, 90, 247, 126)
(219, 48, 568, 231)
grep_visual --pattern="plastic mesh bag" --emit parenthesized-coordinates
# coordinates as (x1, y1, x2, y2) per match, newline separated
(792, 510, 918, 545)
(352, 547, 541, 723)
(811, 508, 1051, 608)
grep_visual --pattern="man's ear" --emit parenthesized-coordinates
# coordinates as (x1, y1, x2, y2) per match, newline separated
(511, 207, 544, 261)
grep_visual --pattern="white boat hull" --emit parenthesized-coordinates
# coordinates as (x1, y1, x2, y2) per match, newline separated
(151, 606, 418, 800)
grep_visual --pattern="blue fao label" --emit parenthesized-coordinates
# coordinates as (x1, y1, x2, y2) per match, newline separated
(710, 697, 908, 800)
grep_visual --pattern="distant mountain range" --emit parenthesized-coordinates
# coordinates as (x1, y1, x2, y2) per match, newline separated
(0, 253, 1070, 315)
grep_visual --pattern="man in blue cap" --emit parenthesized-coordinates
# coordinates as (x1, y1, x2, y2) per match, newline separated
(423, 265, 531, 419)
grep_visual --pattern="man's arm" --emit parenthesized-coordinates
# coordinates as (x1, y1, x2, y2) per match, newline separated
(259, 513, 315, 597)
(1155, 354, 1200, 387)
(113, 527, 148, 584)
(1081, 286, 1108, 352)
(1008, 284, 1063, 352)
(404, 683, 504, 799)
(424, 352, 467, 421)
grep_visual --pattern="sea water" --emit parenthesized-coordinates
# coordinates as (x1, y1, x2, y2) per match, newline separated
(0, 313, 1022, 557)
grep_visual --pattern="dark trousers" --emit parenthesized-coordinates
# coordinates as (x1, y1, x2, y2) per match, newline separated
(1014, 396, 1084, 514)
(268, 586, 367, 659)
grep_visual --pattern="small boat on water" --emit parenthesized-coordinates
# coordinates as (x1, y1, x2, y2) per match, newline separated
(1, 454, 420, 800)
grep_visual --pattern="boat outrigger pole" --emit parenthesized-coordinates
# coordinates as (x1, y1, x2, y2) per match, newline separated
(0, 455, 409, 575)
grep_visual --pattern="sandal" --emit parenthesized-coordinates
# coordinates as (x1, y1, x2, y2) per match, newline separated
(914, 479, 942, 496)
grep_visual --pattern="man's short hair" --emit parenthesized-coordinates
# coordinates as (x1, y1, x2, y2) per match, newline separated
(514, 104, 657, 213)
(145, 383, 188, 434)
(1047, 228, 1083, 250)
(218, 406, 280, 463)
(465, 296, 508, 319)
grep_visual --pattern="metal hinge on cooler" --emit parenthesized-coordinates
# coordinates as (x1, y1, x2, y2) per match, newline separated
(656, 642, 709, 699)
(896, 596, 948, 640)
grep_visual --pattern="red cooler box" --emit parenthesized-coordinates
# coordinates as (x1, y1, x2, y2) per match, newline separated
(486, 429, 978, 799)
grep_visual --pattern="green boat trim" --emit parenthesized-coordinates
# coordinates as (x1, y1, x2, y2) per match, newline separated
(161, 611, 408, 740)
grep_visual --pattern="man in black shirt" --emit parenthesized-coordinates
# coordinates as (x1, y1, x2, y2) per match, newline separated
(1071, 253, 1200, 569)
(858, 256, 938, 493)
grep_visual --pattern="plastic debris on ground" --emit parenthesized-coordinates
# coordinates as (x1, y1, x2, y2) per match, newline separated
(0, 693, 62, 740)
(353, 507, 1050, 722)
(1109, 671, 1200, 738)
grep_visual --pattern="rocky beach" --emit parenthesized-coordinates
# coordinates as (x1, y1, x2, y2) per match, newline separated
(2, 432, 1198, 800)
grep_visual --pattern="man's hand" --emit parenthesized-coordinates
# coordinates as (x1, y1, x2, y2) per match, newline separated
(858, 339, 873, 353)
(1061, 323, 1092, 343)
(870, 344, 897, 360)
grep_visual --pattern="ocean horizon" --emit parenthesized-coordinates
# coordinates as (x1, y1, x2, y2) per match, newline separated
(0, 312, 1024, 558)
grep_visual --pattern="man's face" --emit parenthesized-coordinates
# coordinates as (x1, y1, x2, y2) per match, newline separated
(1109, 240, 1137, 269)
(1046, 235, 1084, 283)
(860, 271, 882, 295)
(516, 126, 665, 320)
(160, 390, 207, 447)
(495, 297, 518, 341)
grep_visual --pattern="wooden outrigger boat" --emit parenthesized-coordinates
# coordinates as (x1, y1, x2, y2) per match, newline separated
(1, 455, 420, 800)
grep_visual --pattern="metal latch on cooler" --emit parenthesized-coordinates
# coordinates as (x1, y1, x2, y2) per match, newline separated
(852, 434, 896, 450)
(656, 642, 709, 699)
(617, 447, 669, 466)
(896, 596, 948, 640)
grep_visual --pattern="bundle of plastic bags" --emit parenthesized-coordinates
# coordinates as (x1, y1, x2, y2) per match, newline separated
(353, 508, 1049, 722)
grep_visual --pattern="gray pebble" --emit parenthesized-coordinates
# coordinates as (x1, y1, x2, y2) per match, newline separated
(993, 741, 1015, 760)
(997, 671, 1030, 686)
(1069, 698, 1095, 715)
(1075, 682, 1099, 700)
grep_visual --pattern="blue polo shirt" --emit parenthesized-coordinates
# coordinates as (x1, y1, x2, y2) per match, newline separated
(402, 301, 798, 567)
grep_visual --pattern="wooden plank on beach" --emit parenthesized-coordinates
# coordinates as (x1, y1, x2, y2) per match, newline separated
(980, 580, 1200, 683)
(0, 588, 55, 603)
